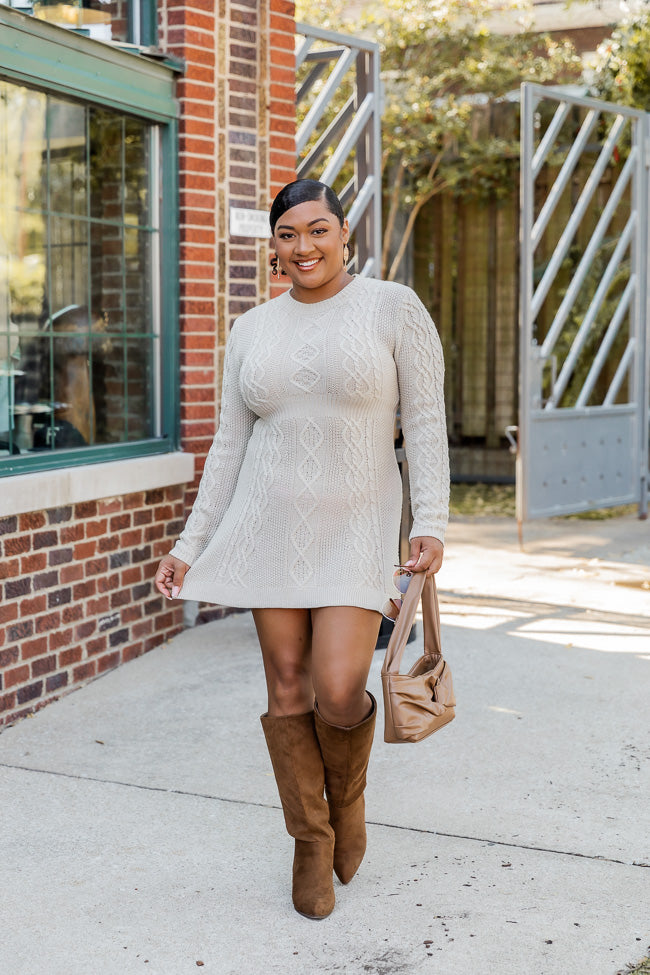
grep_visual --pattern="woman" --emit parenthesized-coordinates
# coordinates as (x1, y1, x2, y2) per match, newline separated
(154, 179, 449, 920)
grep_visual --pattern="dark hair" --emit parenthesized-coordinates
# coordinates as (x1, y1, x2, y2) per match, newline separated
(269, 179, 344, 234)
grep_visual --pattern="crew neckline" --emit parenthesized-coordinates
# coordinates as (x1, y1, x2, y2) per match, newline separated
(284, 274, 361, 311)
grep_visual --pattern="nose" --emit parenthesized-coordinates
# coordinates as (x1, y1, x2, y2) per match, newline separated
(294, 233, 314, 255)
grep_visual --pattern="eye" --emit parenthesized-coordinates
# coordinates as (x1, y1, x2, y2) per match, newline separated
(312, 227, 327, 235)
(278, 232, 294, 240)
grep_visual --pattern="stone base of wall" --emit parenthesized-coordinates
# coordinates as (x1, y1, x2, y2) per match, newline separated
(0, 488, 186, 728)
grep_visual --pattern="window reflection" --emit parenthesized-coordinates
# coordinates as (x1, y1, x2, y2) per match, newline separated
(0, 80, 159, 461)
(32, 2, 130, 44)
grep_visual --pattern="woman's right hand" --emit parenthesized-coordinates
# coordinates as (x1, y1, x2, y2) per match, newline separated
(154, 554, 190, 600)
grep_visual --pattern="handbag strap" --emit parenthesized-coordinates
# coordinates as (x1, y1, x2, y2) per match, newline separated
(382, 572, 443, 676)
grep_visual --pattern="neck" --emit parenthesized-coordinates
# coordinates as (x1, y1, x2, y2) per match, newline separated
(290, 268, 353, 304)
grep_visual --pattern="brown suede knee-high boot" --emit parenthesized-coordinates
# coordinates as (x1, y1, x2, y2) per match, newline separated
(260, 711, 335, 919)
(314, 693, 376, 884)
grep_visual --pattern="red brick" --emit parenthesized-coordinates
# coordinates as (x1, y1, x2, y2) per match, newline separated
(35, 612, 61, 634)
(73, 579, 96, 600)
(84, 591, 111, 615)
(60, 564, 84, 583)
(4, 536, 30, 556)
(19, 511, 46, 531)
(85, 557, 109, 577)
(121, 527, 145, 548)
(123, 493, 146, 510)
(62, 604, 83, 624)
(73, 661, 97, 682)
(61, 524, 84, 543)
(49, 627, 74, 650)
(121, 566, 142, 586)
(0, 647, 19, 668)
(97, 573, 120, 594)
(33, 530, 58, 550)
(97, 651, 121, 674)
(4, 665, 29, 688)
(0, 603, 18, 625)
(59, 647, 83, 667)
(97, 499, 122, 515)
(20, 637, 49, 661)
(74, 541, 97, 560)
(85, 519, 108, 539)
(20, 552, 48, 574)
(20, 595, 47, 617)
(32, 655, 57, 677)
(122, 642, 144, 663)
(75, 501, 97, 519)
(109, 514, 131, 531)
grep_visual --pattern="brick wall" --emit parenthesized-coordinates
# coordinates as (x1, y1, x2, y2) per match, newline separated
(0, 489, 185, 725)
(0, 0, 296, 727)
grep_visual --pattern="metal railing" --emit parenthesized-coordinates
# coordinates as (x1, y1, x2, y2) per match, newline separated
(295, 22, 382, 277)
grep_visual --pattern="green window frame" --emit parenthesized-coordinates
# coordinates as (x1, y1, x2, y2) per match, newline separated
(0, 6, 179, 478)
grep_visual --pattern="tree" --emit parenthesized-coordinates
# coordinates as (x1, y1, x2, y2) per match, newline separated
(296, 0, 580, 280)
(590, 8, 650, 109)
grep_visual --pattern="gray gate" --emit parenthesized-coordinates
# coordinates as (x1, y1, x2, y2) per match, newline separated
(518, 82, 649, 520)
(295, 23, 382, 277)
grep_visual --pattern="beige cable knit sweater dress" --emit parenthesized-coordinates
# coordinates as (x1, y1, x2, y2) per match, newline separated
(170, 275, 449, 612)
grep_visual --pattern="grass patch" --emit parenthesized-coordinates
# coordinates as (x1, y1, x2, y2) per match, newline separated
(617, 957, 650, 975)
(449, 483, 515, 518)
(449, 483, 638, 521)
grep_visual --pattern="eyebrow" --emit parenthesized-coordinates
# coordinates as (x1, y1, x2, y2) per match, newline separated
(275, 217, 332, 230)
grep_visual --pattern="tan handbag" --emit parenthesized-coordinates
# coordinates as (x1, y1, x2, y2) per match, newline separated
(381, 571, 456, 743)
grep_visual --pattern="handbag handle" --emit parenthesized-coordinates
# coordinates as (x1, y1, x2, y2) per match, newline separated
(382, 572, 442, 676)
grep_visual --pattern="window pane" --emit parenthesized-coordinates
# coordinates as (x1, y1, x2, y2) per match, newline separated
(124, 118, 150, 226)
(90, 221, 124, 331)
(0, 79, 160, 464)
(125, 226, 154, 333)
(30, 1, 130, 44)
(49, 216, 89, 316)
(89, 108, 123, 221)
(49, 99, 87, 216)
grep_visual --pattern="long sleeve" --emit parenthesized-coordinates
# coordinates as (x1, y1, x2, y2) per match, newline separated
(394, 290, 450, 544)
(170, 320, 257, 566)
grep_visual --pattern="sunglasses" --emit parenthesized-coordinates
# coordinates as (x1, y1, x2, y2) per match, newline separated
(382, 565, 413, 621)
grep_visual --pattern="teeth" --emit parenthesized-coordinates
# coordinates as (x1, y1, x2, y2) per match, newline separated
(297, 259, 319, 268)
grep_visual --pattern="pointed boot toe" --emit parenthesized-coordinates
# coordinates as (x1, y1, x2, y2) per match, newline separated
(292, 839, 336, 918)
(329, 796, 366, 884)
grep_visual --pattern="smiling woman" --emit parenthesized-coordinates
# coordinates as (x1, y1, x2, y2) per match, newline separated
(154, 178, 450, 921)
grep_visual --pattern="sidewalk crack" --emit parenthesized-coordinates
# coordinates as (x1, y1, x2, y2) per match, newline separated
(1, 761, 648, 869)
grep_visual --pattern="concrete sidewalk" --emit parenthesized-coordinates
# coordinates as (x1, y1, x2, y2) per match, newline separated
(1, 514, 649, 975)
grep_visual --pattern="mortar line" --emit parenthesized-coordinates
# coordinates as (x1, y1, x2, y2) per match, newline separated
(1, 761, 648, 869)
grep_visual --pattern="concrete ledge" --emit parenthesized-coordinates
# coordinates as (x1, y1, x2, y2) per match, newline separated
(1, 451, 195, 517)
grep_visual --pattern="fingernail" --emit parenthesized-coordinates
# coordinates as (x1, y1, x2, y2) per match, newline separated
(404, 560, 414, 567)
(171, 586, 180, 599)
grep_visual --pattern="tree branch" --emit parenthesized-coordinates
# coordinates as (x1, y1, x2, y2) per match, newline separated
(381, 155, 405, 278)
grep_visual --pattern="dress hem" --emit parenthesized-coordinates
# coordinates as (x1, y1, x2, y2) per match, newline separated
(175, 582, 389, 614)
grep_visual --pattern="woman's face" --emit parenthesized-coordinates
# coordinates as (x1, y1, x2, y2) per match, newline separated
(271, 198, 350, 302)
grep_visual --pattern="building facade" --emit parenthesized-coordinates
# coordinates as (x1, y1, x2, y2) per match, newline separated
(0, 0, 297, 726)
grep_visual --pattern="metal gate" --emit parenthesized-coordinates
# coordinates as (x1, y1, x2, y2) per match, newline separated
(295, 23, 382, 277)
(518, 82, 649, 520)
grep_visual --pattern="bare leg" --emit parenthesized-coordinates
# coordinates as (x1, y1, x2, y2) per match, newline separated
(252, 607, 313, 716)
(310, 606, 382, 726)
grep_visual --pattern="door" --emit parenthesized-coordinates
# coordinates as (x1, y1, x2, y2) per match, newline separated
(518, 83, 649, 520)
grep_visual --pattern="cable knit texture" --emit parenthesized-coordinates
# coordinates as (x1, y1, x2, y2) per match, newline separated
(170, 276, 449, 612)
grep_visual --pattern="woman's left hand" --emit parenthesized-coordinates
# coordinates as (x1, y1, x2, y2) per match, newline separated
(404, 536, 444, 576)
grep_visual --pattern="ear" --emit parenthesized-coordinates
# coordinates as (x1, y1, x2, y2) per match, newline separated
(341, 219, 350, 244)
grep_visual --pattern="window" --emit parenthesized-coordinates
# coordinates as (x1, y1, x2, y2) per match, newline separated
(0, 0, 157, 46)
(0, 7, 178, 476)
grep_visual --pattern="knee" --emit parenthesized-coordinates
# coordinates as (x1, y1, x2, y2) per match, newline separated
(316, 687, 369, 728)
(266, 659, 312, 713)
